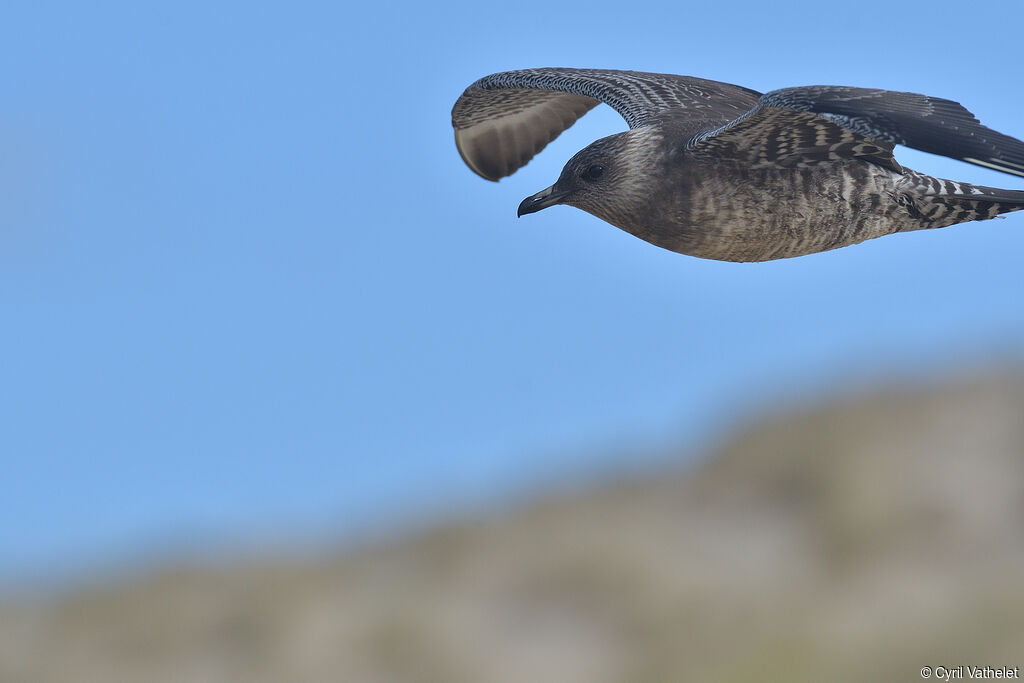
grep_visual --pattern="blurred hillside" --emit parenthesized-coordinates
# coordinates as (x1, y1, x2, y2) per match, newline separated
(2, 370, 1023, 682)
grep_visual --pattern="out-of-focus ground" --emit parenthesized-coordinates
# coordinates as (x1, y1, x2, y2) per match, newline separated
(2, 369, 1023, 683)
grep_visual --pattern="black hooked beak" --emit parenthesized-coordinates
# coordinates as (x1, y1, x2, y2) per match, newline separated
(517, 185, 572, 217)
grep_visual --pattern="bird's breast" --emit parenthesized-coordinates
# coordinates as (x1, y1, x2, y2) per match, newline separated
(631, 162, 908, 262)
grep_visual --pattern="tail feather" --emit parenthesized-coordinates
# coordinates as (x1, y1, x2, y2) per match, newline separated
(927, 181, 1024, 206)
(899, 171, 1024, 229)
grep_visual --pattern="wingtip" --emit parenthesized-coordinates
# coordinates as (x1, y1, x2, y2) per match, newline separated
(962, 157, 1024, 179)
(454, 128, 507, 182)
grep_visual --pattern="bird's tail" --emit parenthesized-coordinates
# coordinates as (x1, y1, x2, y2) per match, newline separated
(900, 171, 1024, 230)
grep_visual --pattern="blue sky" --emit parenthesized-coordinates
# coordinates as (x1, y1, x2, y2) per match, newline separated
(2, 1, 1022, 586)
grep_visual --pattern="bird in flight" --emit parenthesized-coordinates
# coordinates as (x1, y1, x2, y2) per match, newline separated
(452, 68, 1024, 262)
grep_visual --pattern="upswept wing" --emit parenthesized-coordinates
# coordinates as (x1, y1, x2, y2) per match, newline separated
(689, 86, 1024, 178)
(452, 68, 761, 181)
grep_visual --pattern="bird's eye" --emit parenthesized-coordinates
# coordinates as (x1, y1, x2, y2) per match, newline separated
(583, 164, 605, 180)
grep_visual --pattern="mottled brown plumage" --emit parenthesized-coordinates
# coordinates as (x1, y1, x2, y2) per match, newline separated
(451, 68, 1024, 262)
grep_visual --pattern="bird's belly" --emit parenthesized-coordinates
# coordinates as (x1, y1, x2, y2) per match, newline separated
(649, 164, 904, 262)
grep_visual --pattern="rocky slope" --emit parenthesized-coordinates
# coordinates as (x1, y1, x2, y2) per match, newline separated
(2, 371, 1023, 682)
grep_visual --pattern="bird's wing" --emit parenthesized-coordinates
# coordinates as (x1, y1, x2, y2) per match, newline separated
(689, 86, 1024, 178)
(452, 68, 761, 181)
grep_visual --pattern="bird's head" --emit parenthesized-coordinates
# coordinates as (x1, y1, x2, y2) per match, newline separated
(516, 129, 664, 229)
